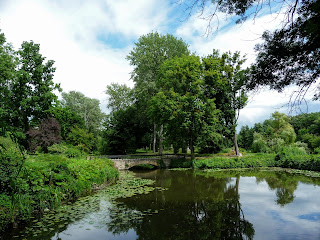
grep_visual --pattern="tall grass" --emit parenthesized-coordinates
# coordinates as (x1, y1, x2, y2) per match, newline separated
(0, 153, 118, 232)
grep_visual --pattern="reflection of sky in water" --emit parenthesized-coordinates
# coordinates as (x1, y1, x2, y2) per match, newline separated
(239, 177, 320, 240)
(51, 201, 138, 240)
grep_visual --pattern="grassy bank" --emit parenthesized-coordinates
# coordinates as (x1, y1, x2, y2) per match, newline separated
(193, 153, 276, 169)
(0, 154, 118, 232)
(193, 152, 320, 172)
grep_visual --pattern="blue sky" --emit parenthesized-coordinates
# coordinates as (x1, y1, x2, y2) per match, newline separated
(0, 0, 319, 129)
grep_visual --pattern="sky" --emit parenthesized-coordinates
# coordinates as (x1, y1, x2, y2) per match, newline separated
(0, 0, 319, 130)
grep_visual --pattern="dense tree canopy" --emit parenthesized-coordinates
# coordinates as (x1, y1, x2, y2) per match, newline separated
(127, 32, 190, 153)
(150, 55, 218, 159)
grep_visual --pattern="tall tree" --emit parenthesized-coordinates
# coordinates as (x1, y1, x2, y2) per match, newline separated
(105, 83, 134, 112)
(61, 91, 104, 133)
(7, 41, 60, 144)
(0, 29, 16, 134)
(203, 51, 248, 156)
(150, 55, 217, 160)
(127, 32, 190, 153)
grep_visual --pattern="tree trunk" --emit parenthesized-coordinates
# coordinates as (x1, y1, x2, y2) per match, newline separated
(153, 121, 156, 153)
(190, 128, 195, 160)
(159, 124, 163, 155)
(233, 131, 241, 156)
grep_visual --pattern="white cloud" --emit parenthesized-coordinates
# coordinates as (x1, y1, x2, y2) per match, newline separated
(0, 0, 171, 113)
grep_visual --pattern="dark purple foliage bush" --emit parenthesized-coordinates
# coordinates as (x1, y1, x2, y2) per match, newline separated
(27, 117, 61, 153)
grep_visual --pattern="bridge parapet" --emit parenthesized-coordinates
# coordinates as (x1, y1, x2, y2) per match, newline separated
(107, 155, 184, 170)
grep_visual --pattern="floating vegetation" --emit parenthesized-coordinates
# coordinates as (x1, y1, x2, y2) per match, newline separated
(169, 168, 192, 171)
(7, 171, 166, 240)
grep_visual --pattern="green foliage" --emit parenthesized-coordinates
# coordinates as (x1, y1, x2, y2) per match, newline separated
(0, 154, 118, 231)
(0, 29, 16, 135)
(127, 32, 190, 103)
(48, 143, 82, 158)
(290, 112, 320, 152)
(250, 0, 320, 96)
(47, 143, 68, 154)
(0, 137, 25, 194)
(127, 32, 190, 153)
(193, 154, 276, 169)
(9, 41, 61, 136)
(101, 105, 151, 154)
(151, 55, 217, 159)
(67, 127, 95, 153)
(105, 83, 134, 112)
(62, 91, 104, 133)
(169, 158, 193, 168)
(275, 146, 320, 171)
(251, 133, 270, 153)
(47, 105, 85, 140)
(238, 125, 254, 150)
(241, 111, 299, 153)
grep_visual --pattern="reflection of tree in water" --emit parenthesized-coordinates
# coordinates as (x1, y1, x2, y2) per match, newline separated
(263, 172, 298, 206)
(202, 170, 301, 207)
(107, 170, 254, 240)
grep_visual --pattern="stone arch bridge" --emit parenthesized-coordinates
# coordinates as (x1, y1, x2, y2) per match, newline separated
(100, 154, 186, 170)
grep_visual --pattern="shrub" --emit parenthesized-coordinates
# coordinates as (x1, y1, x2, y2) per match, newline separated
(0, 136, 25, 194)
(67, 127, 95, 153)
(27, 117, 61, 153)
(64, 147, 82, 158)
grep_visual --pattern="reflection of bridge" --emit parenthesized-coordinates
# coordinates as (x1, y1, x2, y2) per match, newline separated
(100, 154, 185, 170)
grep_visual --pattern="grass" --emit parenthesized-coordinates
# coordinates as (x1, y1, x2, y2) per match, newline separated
(193, 151, 320, 173)
(0, 153, 119, 232)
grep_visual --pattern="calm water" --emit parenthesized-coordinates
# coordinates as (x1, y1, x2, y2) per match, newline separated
(3, 169, 320, 240)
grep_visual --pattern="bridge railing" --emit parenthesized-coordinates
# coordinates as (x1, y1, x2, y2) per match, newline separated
(99, 154, 186, 160)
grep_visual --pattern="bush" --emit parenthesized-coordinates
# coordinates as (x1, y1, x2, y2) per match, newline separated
(67, 127, 95, 153)
(64, 147, 82, 158)
(0, 136, 25, 194)
(274, 145, 320, 170)
(0, 154, 119, 232)
(27, 117, 61, 153)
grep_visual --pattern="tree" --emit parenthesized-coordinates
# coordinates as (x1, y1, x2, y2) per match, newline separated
(6, 41, 60, 148)
(238, 125, 254, 150)
(46, 105, 85, 140)
(182, 0, 320, 100)
(127, 32, 190, 153)
(0, 29, 16, 134)
(150, 55, 217, 160)
(26, 117, 61, 153)
(105, 83, 134, 112)
(67, 127, 95, 153)
(101, 105, 151, 154)
(249, 0, 320, 101)
(203, 51, 248, 156)
(61, 91, 104, 133)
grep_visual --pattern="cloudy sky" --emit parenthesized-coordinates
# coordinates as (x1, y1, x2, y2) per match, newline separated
(0, 0, 319, 129)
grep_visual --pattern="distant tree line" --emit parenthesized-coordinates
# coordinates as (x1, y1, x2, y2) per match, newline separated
(238, 111, 320, 153)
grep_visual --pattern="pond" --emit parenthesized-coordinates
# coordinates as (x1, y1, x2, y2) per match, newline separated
(2, 169, 320, 240)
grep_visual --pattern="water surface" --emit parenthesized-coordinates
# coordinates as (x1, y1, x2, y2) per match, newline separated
(3, 169, 320, 240)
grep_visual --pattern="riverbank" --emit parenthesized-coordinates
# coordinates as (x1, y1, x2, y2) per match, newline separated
(0, 154, 119, 232)
(193, 152, 320, 172)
